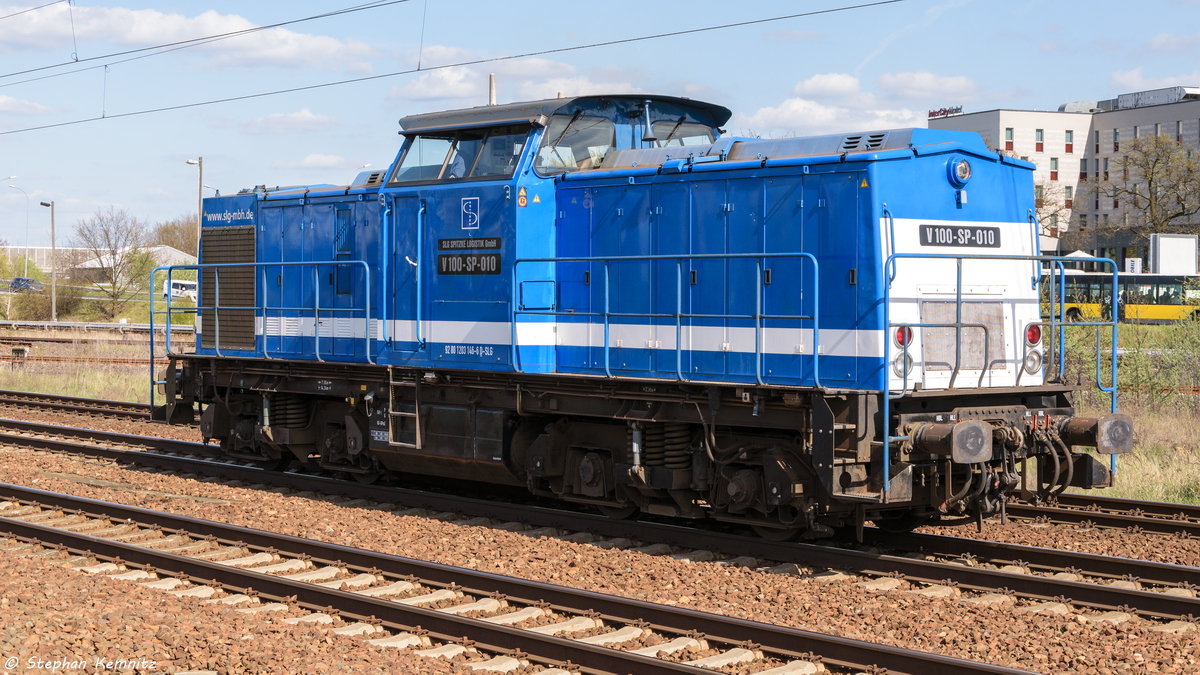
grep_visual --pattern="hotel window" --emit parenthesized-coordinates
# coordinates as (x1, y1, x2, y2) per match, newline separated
(1034, 184, 1044, 206)
(1079, 213, 1087, 230)
(1155, 123, 1161, 137)
(1065, 185, 1073, 209)
(1103, 214, 1110, 227)
(1094, 130, 1100, 153)
(1049, 213, 1059, 234)
(1035, 129, 1044, 152)
(1050, 157, 1059, 180)
(1079, 158, 1088, 181)
(1178, 121, 1184, 143)
(1065, 130, 1073, 153)
(1103, 157, 1109, 181)
(1134, 125, 1140, 139)
(1005, 127, 1014, 152)
(1113, 129, 1119, 152)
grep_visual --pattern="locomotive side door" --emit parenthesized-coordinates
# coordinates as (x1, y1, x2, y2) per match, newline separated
(278, 205, 310, 356)
(805, 172, 860, 384)
(389, 195, 422, 355)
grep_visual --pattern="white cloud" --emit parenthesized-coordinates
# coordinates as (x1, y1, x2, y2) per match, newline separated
(794, 73, 866, 100)
(0, 95, 50, 115)
(733, 73, 929, 137)
(391, 45, 641, 107)
(1110, 67, 1200, 91)
(240, 109, 338, 135)
(272, 154, 352, 170)
(1144, 31, 1200, 53)
(876, 71, 980, 102)
(733, 98, 923, 138)
(0, 5, 377, 71)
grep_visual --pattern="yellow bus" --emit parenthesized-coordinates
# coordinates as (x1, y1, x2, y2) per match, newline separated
(1051, 273, 1200, 323)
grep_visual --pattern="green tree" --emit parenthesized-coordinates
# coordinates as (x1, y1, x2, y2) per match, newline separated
(1090, 135, 1200, 232)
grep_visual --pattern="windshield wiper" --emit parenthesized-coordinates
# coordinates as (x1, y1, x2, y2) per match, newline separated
(660, 116, 687, 145)
(547, 109, 584, 167)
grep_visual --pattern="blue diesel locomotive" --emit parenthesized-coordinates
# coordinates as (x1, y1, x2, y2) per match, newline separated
(153, 94, 1132, 538)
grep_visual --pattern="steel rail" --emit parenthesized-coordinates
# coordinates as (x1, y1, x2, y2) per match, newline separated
(1005, 503, 1200, 538)
(0, 391, 153, 419)
(2, 420, 1198, 620)
(864, 530, 1200, 588)
(0, 484, 1035, 675)
(1049, 493, 1200, 522)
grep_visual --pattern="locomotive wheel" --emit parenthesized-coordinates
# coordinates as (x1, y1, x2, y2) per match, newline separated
(751, 525, 804, 542)
(597, 504, 638, 520)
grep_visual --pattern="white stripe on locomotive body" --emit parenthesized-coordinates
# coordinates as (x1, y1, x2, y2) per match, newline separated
(249, 318, 883, 359)
(884, 217, 1043, 390)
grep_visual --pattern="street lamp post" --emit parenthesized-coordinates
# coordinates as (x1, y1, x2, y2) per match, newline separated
(39, 201, 55, 322)
(186, 158, 202, 256)
(8, 185, 29, 277)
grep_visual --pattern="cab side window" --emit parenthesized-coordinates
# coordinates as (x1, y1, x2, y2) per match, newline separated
(390, 126, 530, 184)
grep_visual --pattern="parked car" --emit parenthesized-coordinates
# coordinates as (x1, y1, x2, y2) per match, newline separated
(9, 277, 44, 293)
(162, 279, 198, 301)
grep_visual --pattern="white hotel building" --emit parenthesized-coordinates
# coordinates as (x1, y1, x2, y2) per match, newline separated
(929, 86, 1200, 270)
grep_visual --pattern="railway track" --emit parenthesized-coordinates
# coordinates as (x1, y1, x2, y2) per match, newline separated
(0, 390, 155, 420)
(0, 485, 1033, 675)
(2, 416, 1199, 624)
(1011, 493, 1200, 536)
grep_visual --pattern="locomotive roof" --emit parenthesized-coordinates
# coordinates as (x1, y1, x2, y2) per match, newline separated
(399, 94, 733, 133)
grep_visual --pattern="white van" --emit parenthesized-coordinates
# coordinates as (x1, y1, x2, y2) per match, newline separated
(162, 279, 198, 301)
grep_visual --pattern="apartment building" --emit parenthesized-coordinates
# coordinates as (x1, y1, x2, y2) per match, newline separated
(929, 86, 1200, 270)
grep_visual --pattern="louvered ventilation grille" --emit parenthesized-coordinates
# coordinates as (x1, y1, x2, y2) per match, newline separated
(841, 133, 888, 152)
(200, 225, 257, 351)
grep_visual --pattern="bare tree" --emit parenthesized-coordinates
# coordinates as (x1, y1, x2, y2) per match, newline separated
(1034, 181, 1072, 236)
(71, 206, 150, 319)
(149, 212, 199, 257)
(1088, 135, 1200, 233)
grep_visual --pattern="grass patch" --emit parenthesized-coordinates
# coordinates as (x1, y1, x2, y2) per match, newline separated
(0, 366, 149, 404)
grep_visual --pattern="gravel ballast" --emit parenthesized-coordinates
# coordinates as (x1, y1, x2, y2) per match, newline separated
(0, 437, 1198, 674)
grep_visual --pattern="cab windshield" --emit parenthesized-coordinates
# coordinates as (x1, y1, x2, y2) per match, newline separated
(390, 124, 529, 184)
(652, 119, 715, 147)
(534, 114, 616, 175)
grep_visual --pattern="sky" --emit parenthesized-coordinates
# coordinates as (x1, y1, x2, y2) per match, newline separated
(0, 0, 1197, 248)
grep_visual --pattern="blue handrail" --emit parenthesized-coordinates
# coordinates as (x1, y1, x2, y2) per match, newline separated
(511, 251, 820, 387)
(149, 260, 373, 411)
(881, 252, 1120, 501)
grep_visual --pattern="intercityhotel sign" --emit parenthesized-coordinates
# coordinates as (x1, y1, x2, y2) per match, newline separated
(928, 106, 964, 119)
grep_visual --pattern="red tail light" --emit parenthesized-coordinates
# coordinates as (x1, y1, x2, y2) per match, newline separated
(894, 326, 913, 347)
(1026, 324, 1042, 345)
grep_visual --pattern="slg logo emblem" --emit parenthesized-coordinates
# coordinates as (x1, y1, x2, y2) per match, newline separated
(461, 197, 480, 229)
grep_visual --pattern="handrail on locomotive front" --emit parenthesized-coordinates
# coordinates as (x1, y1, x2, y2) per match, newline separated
(149, 260, 373, 409)
(882, 252, 1120, 502)
(511, 251, 821, 387)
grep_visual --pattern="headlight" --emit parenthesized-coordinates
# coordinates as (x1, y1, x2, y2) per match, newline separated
(955, 159, 971, 182)
(1023, 350, 1043, 375)
(947, 156, 972, 187)
(892, 352, 914, 377)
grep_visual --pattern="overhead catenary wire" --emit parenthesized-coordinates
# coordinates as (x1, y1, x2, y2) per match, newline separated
(0, 0, 65, 22)
(0, 0, 412, 82)
(0, 0, 906, 137)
